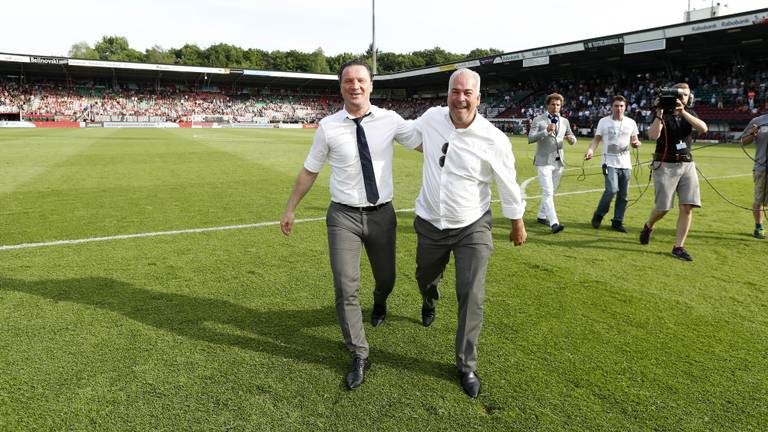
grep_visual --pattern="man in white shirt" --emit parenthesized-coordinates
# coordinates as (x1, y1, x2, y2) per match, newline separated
(584, 95, 640, 232)
(528, 93, 577, 233)
(280, 60, 419, 390)
(411, 68, 527, 398)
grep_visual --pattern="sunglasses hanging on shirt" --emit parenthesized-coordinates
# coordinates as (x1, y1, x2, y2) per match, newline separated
(439, 142, 449, 168)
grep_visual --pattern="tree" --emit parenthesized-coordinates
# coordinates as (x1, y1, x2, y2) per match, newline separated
(308, 48, 330, 74)
(377, 51, 425, 74)
(466, 48, 504, 59)
(326, 52, 362, 75)
(203, 43, 246, 68)
(176, 44, 204, 66)
(68, 41, 99, 59)
(411, 47, 463, 66)
(145, 45, 176, 64)
(243, 48, 268, 70)
(94, 36, 143, 62)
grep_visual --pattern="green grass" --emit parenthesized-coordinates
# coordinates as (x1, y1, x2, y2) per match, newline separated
(1, 128, 765, 431)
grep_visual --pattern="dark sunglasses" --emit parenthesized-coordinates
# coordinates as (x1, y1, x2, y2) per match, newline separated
(439, 142, 449, 168)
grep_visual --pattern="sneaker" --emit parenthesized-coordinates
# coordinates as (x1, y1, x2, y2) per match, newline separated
(551, 223, 565, 234)
(671, 246, 693, 261)
(754, 228, 766, 239)
(536, 217, 550, 225)
(611, 221, 627, 233)
(639, 224, 653, 245)
(591, 213, 603, 229)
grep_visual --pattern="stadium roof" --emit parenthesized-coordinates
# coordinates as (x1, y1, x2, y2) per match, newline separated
(1, 7, 766, 91)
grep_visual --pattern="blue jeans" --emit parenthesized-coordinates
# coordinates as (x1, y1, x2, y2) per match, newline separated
(595, 166, 630, 223)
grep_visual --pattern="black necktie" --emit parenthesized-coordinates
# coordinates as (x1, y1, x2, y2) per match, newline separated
(352, 114, 379, 205)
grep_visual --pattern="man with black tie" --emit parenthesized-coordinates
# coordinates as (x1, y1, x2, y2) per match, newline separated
(280, 60, 419, 390)
(528, 93, 577, 233)
(410, 68, 527, 398)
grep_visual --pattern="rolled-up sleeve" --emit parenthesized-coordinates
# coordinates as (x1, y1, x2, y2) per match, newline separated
(303, 124, 328, 173)
(491, 137, 526, 220)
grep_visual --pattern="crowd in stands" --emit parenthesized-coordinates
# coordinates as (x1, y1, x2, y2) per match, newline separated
(1, 62, 766, 137)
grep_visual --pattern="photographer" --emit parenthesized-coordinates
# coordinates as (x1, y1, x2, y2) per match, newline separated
(741, 114, 768, 239)
(639, 83, 708, 261)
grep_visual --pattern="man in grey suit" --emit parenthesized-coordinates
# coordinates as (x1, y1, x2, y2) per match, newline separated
(528, 93, 577, 233)
(280, 60, 419, 390)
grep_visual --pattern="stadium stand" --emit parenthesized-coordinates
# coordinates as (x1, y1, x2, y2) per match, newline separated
(1, 7, 766, 137)
(3, 59, 764, 137)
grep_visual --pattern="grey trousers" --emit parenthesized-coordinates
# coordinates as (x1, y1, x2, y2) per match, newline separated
(327, 201, 397, 359)
(414, 211, 493, 373)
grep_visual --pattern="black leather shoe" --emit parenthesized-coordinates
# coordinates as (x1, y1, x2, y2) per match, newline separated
(460, 371, 481, 398)
(536, 217, 550, 225)
(591, 213, 603, 229)
(371, 303, 386, 327)
(551, 223, 565, 234)
(611, 222, 627, 233)
(346, 356, 370, 390)
(421, 306, 436, 327)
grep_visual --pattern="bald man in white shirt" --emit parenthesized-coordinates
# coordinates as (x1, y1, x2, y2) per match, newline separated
(280, 60, 420, 390)
(410, 68, 527, 398)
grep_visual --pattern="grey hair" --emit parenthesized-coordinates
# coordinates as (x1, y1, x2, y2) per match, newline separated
(448, 68, 480, 93)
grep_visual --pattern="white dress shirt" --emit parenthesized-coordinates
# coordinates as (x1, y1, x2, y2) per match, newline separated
(413, 106, 526, 230)
(594, 115, 639, 169)
(304, 105, 419, 206)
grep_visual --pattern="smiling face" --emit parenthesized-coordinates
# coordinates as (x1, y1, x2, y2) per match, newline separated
(339, 64, 372, 116)
(447, 71, 480, 128)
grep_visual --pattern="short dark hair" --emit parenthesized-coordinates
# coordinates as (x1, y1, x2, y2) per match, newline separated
(612, 95, 627, 104)
(338, 59, 373, 81)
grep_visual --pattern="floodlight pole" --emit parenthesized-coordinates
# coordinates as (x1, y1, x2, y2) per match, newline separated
(372, 0, 377, 75)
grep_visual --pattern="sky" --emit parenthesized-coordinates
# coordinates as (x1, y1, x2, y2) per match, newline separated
(2, 0, 767, 58)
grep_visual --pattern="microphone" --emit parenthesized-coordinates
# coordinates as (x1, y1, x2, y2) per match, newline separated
(549, 115, 558, 136)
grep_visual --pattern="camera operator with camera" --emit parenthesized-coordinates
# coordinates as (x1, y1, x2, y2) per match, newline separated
(639, 83, 708, 261)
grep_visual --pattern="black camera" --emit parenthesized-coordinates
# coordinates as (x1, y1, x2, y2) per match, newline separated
(656, 87, 686, 111)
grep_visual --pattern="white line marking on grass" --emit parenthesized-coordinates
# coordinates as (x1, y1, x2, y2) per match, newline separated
(0, 219, 322, 251)
(0, 173, 750, 251)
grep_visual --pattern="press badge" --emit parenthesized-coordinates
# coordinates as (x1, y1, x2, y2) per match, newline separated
(675, 141, 686, 150)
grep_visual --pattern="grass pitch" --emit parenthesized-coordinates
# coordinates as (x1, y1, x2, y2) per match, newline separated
(1, 128, 765, 431)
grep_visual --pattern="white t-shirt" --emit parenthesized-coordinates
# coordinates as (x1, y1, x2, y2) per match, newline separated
(595, 115, 639, 169)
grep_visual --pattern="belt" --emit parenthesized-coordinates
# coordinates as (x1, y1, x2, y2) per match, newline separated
(653, 153, 693, 163)
(333, 201, 391, 212)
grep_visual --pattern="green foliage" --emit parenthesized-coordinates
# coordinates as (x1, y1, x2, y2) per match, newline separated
(94, 35, 144, 62)
(326, 52, 360, 75)
(1, 129, 766, 431)
(411, 47, 464, 67)
(175, 43, 204, 65)
(466, 48, 504, 59)
(144, 45, 176, 65)
(68, 35, 508, 72)
(68, 41, 99, 60)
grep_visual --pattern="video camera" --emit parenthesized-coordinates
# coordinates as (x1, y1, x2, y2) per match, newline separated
(655, 87, 691, 111)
